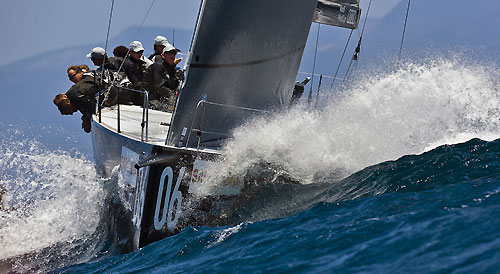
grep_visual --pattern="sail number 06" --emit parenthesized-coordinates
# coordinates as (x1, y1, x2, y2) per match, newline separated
(153, 166, 185, 230)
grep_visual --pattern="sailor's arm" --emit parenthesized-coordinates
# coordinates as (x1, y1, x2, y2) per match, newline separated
(81, 116, 91, 133)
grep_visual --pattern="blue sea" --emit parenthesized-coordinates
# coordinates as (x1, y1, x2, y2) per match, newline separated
(1, 59, 500, 273)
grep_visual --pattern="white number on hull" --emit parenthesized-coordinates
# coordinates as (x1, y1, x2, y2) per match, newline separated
(133, 166, 149, 228)
(154, 166, 185, 230)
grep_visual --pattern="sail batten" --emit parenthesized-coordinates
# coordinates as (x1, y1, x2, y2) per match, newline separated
(189, 46, 306, 69)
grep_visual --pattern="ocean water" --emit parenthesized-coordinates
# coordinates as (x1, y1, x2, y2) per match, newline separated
(1, 59, 500, 273)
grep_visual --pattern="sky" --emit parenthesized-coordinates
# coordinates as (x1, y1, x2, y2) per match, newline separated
(0, 0, 402, 67)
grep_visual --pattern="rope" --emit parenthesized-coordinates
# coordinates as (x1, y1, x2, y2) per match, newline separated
(314, 74, 323, 108)
(113, 0, 156, 78)
(348, 56, 358, 81)
(327, 29, 353, 100)
(359, 0, 372, 41)
(341, 38, 359, 86)
(308, 23, 321, 108)
(398, 0, 411, 64)
(100, 0, 157, 108)
(97, 0, 116, 108)
(349, 34, 363, 78)
(104, 0, 115, 59)
(341, 0, 372, 87)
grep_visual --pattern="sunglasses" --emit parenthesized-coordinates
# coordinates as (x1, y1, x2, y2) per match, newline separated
(69, 73, 77, 80)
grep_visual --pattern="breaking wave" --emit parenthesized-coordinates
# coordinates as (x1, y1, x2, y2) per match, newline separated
(1, 57, 500, 272)
(0, 127, 105, 273)
(213, 58, 500, 184)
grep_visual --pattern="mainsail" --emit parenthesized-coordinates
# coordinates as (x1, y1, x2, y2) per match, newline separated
(313, 0, 361, 29)
(167, 0, 318, 148)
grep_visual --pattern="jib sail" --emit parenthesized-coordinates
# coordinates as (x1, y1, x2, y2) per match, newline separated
(167, 0, 318, 148)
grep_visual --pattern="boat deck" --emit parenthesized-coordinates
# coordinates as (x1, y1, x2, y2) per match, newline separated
(95, 105, 172, 145)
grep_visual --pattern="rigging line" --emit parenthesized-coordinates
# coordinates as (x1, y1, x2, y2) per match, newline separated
(327, 29, 354, 100)
(100, 0, 157, 108)
(314, 74, 323, 108)
(359, 0, 372, 39)
(398, 0, 411, 64)
(98, 0, 116, 108)
(134, 0, 156, 38)
(343, 40, 360, 86)
(341, 0, 372, 87)
(358, 30, 366, 65)
(357, 0, 372, 65)
(104, 0, 115, 58)
(111, 0, 157, 86)
(308, 23, 321, 108)
(341, 50, 355, 87)
(341, 34, 361, 87)
(348, 57, 359, 81)
(325, 1, 361, 100)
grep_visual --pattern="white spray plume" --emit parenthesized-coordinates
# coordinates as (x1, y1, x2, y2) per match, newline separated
(206, 58, 500, 187)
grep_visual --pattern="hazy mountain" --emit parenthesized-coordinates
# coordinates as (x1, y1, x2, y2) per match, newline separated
(363, 0, 500, 61)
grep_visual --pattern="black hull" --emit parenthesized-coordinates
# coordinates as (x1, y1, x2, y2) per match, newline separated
(91, 120, 234, 252)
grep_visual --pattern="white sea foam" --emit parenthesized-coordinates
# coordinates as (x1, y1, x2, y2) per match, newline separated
(204, 58, 500, 185)
(208, 223, 245, 248)
(0, 136, 103, 262)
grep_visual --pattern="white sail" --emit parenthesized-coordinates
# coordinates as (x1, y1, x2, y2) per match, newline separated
(167, 0, 319, 148)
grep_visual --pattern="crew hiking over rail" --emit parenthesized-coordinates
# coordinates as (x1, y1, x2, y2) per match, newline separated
(53, 36, 185, 133)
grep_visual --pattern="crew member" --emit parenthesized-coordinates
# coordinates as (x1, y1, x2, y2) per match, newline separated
(67, 65, 90, 83)
(289, 77, 311, 106)
(145, 43, 184, 112)
(112, 45, 129, 69)
(148, 36, 169, 63)
(86, 47, 120, 70)
(123, 41, 153, 90)
(53, 80, 98, 133)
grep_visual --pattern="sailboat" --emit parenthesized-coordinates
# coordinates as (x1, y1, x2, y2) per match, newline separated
(92, 0, 361, 252)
